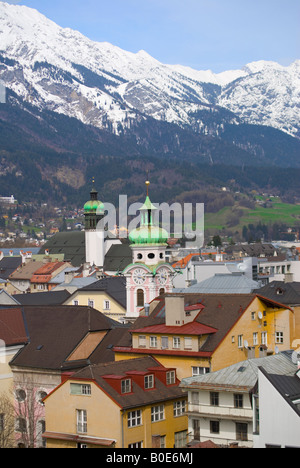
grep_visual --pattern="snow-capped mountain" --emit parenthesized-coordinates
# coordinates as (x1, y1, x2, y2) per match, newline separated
(0, 1, 299, 141)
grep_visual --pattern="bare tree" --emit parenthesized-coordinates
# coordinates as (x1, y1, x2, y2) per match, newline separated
(14, 374, 46, 449)
(0, 392, 16, 448)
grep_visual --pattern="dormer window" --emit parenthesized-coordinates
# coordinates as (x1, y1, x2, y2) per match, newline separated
(166, 370, 176, 385)
(144, 374, 154, 389)
(121, 379, 132, 394)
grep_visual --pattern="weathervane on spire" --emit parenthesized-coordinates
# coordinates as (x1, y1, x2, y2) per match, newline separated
(145, 170, 150, 196)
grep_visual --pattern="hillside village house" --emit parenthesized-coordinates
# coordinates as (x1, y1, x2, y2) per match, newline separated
(42, 357, 188, 449)
(114, 293, 297, 380)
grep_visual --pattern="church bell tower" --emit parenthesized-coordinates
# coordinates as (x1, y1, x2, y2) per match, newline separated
(84, 180, 105, 267)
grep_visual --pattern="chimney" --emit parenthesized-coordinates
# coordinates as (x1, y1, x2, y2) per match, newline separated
(284, 272, 294, 283)
(165, 295, 185, 326)
(64, 270, 75, 284)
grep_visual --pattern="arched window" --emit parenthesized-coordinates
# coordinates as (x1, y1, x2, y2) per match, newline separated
(137, 289, 144, 307)
(159, 288, 165, 296)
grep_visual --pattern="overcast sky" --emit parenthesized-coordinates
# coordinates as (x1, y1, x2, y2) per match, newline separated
(7, 0, 300, 72)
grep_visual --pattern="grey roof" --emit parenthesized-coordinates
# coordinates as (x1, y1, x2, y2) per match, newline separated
(53, 276, 98, 293)
(39, 231, 85, 267)
(181, 351, 298, 391)
(0, 256, 23, 280)
(48, 267, 79, 284)
(254, 281, 300, 305)
(13, 290, 71, 306)
(104, 243, 132, 272)
(175, 273, 259, 294)
(0, 290, 20, 305)
(79, 276, 126, 309)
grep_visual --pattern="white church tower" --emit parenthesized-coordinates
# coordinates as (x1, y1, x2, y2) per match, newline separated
(84, 180, 105, 268)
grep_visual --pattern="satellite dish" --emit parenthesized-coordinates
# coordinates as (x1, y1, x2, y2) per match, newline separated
(244, 340, 249, 348)
(258, 311, 263, 320)
(238, 263, 247, 272)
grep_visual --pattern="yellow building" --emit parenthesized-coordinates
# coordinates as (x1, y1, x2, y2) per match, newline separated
(63, 277, 126, 323)
(114, 293, 296, 380)
(43, 357, 187, 449)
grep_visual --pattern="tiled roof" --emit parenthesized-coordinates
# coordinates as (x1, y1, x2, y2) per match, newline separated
(65, 356, 186, 409)
(132, 321, 217, 336)
(0, 307, 29, 346)
(10, 305, 127, 370)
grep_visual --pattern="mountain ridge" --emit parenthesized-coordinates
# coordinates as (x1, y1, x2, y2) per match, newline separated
(0, 2, 299, 138)
(0, 2, 300, 211)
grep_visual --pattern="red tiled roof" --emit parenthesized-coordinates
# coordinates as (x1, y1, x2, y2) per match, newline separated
(113, 346, 212, 358)
(132, 321, 217, 336)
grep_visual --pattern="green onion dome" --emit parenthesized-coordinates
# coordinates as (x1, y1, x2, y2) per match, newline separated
(84, 187, 104, 214)
(84, 199, 105, 214)
(129, 225, 169, 245)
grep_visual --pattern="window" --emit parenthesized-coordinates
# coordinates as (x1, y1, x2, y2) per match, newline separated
(210, 392, 219, 406)
(174, 430, 187, 448)
(159, 288, 165, 296)
(173, 337, 181, 349)
(73, 300, 79, 306)
(16, 389, 26, 402)
(192, 367, 210, 376)
(253, 332, 258, 346)
(128, 442, 143, 448)
(151, 405, 165, 422)
(128, 410, 142, 428)
(150, 336, 157, 348)
(238, 335, 243, 348)
(70, 383, 91, 396)
(275, 332, 284, 344)
(173, 400, 186, 417)
(88, 299, 94, 308)
(104, 300, 110, 310)
(138, 336, 146, 348)
(161, 336, 169, 349)
(16, 417, 27, 433)
(236, 423, 248, 441)
(121, 379, 131, 394)
(77, 410, 87, 433)
(166, 370, 176, 385)
(184, 337, 192, 350)
(37, 420, 46, 448)
(234, 394, 244, 409)
(137, 289, 144, 307)
(191, 392, 199, 406)
(251, 311, 256, 320)
(210, 420, 220, 434)
(261, 332, 268, 346)
(159, 436, 166, 448)
(144, 374, 154, 389)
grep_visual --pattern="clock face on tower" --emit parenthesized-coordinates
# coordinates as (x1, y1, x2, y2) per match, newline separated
(133, 268, 146, 285)
(156, 268, 168, 285)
